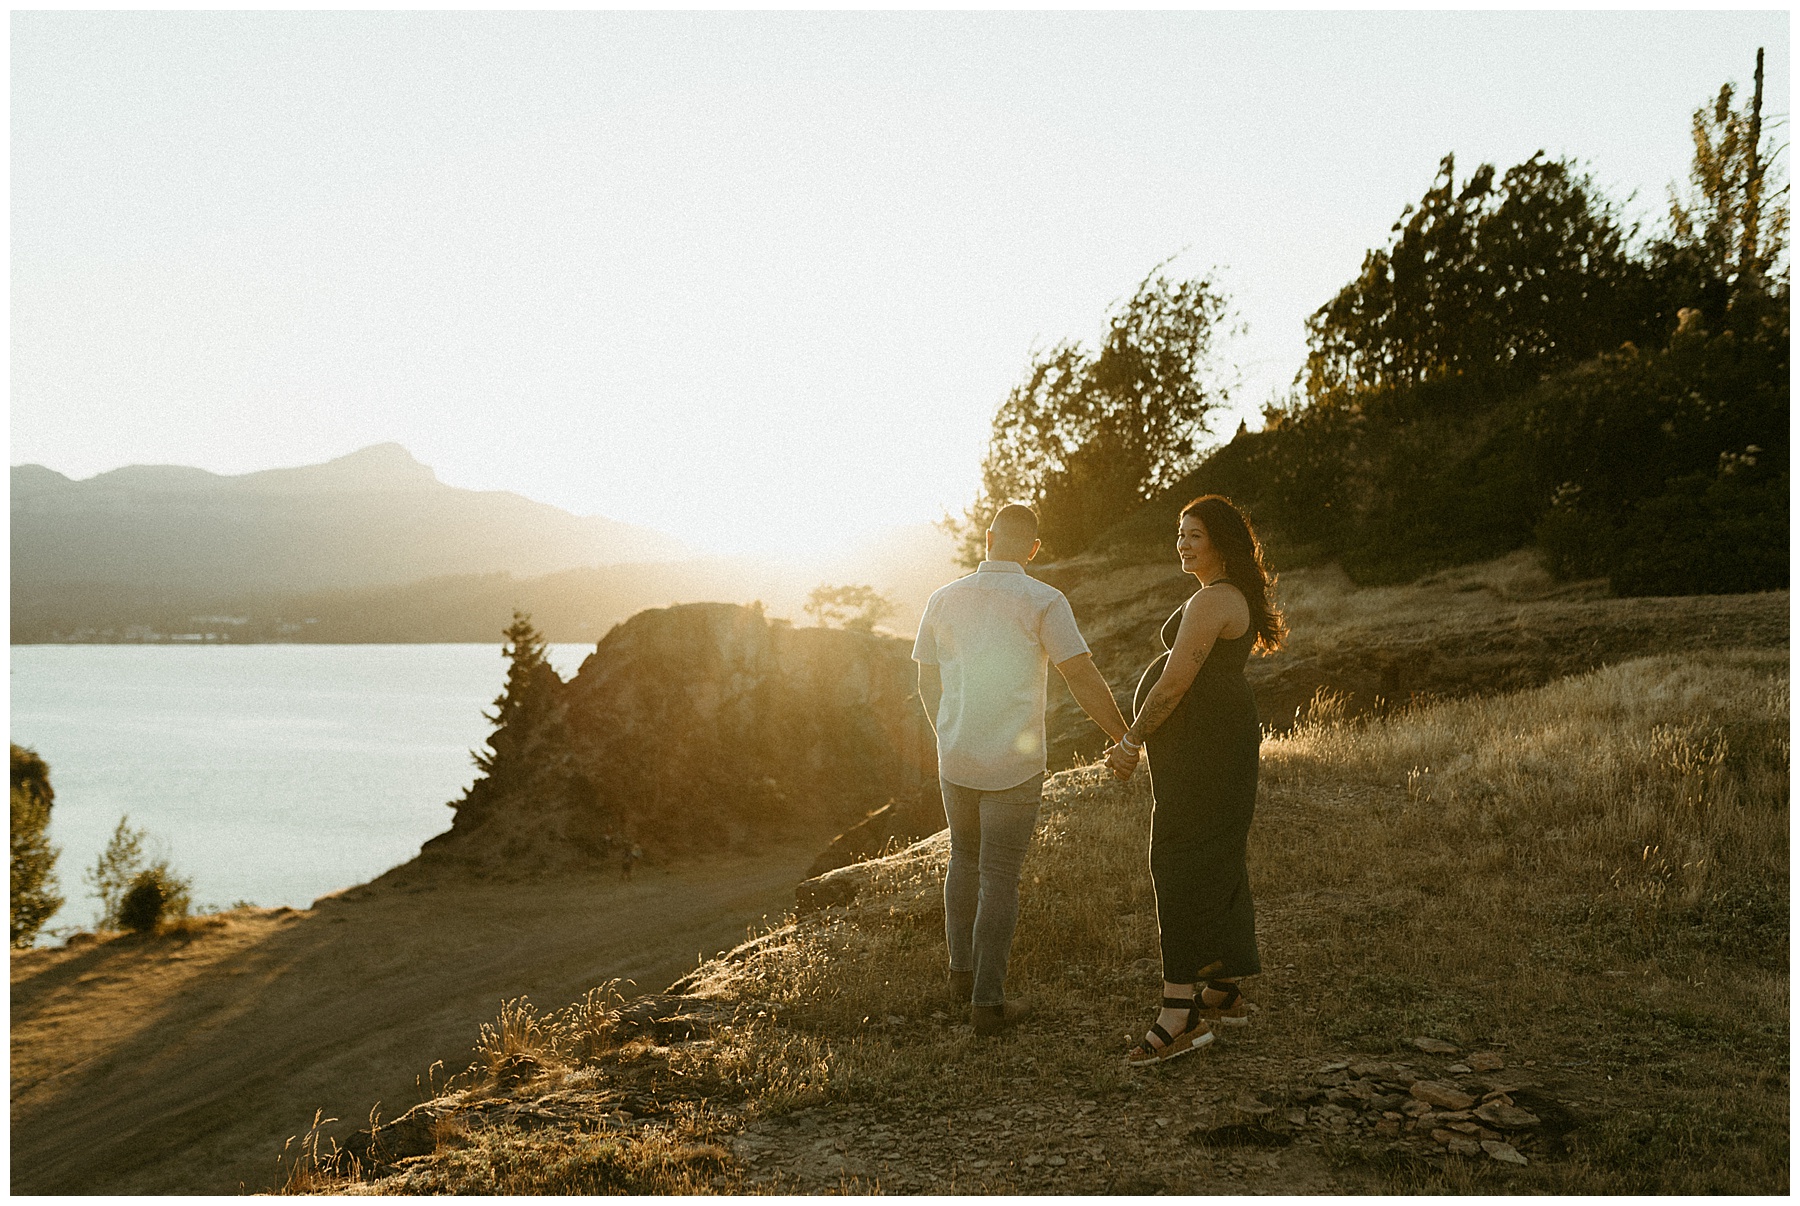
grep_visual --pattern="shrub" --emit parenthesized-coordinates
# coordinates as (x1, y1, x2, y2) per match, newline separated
(118, 872, 168, 933)
(85, 815, 192, 931)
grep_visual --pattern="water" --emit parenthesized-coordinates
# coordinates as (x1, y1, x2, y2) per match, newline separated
(9, 643, 595, 936)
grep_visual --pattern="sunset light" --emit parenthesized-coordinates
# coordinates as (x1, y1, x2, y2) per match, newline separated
(11, 11, 1786, 1198)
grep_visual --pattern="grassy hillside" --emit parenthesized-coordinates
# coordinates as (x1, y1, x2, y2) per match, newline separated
(1039, 547, 1789, 767)
(287, 645, 1787, 1195)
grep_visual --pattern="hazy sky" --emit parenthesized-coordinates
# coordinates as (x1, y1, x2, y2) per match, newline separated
(12, 10, 1789, 556)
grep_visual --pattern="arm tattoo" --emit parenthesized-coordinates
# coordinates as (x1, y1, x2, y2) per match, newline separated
(1132, 690, 1181, 738)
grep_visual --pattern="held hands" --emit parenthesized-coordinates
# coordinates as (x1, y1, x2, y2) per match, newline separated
(1105, 736, 1142, 781)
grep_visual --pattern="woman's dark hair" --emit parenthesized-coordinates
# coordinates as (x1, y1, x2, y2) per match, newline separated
(1179, 494, 1287, 654)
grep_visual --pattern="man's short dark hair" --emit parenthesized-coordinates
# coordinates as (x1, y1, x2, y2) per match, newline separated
(989, 503, 1039, 543)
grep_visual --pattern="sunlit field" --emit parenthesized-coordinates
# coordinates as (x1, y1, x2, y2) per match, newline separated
(302, 648, 1787, 1195)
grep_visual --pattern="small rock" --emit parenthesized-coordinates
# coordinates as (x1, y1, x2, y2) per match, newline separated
(1045, 1156, 1066, 1167)
(885, 1014, 906, 1026)
(1482, 1139, 1528, 1165)
(1411, 1081, 1476, 1111)
(1440, 1132, 1484, 1158)
(1231, 1097, 1274, 1116)
(1446, 1063, 1472, 1074)
(1349, 1060, 1400, 1080)
(1284, 1109, 1308, 1126)
(1468, 1051, 1506, 1072)
(1374, 1118, 1400, 1136)
(1024, 1154, 1043, 1167)
(1411, 1036, 1459, 1054)
(1317, 1059, 1351, 1073)
(1448, 1121, 1483, 1135)
(1131, 957, 1160, 975)
(1401, 1099, 1433, 1117)
(1474, 1102, 1541, 1131)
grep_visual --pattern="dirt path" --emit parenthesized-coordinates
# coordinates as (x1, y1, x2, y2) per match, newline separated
(10, 846, 818, 1195)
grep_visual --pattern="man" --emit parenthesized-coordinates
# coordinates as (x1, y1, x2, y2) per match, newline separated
(912, 503, 1132, 1036)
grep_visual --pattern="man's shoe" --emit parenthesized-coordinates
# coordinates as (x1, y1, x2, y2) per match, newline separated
(949, 968, 974, 1003)
(971, 999, 1032, 1037)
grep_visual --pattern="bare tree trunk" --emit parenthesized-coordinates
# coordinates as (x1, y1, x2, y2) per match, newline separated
(1742, 47, 1765, 285)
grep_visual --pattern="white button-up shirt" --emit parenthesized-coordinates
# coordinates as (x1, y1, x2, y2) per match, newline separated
(911, 560, 1091, 791)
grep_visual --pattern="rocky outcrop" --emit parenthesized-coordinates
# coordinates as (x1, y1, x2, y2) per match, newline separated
(422, 603, 939, 870)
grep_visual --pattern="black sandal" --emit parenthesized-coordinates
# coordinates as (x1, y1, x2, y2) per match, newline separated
(1201, 979, 1249, 1025)
(1126, 995, 1214, 1066)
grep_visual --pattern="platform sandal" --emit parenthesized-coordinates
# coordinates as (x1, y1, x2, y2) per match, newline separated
(1126, 995, 1214, 1066)
(1200, 979, 1250, 1026)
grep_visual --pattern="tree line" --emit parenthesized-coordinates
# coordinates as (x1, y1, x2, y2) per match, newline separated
(951, 55, 1787, 596)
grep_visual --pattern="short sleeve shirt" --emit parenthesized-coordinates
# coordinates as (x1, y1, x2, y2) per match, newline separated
(911, 560, 1090, 791)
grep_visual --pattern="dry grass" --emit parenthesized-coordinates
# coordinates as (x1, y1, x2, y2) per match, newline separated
(325, 648, 1786, 1195)
(1275, 548, 1607, 643)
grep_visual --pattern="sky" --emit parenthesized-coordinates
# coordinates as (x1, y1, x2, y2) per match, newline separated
(11, 10, 1790, 558)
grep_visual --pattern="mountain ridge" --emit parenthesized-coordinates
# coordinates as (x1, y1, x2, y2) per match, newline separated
(12, 443, 689, 598)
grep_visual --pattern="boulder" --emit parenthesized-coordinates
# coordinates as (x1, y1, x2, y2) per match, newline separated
(1474, 1101, 1541, 1131)
(433, 603, 940, 871)
(1481, 1139, 1529, 1165)
(806, 783, 946, 878)
(794, 830, 950, 915)
(1411, 1081, 1477, 1111)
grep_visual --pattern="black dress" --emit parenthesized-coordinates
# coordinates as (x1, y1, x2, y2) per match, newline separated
(1132, 585, 1262, 984)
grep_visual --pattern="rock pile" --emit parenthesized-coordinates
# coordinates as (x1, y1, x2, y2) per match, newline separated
(1266, 1037, 1568, 1166)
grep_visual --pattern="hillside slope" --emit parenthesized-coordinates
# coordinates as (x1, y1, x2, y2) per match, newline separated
(9, 843, 827, 1195)
(312, 647, 1787, 1195)
(1040, 549, 1790, 766)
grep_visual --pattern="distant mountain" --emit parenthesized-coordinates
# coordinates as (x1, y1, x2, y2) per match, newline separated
(12, 444, 688, 598)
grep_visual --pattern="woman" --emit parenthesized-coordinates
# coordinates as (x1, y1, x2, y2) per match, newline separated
(1108, 495, 1285, 1066)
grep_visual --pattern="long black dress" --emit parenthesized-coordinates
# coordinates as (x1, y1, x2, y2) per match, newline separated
(1132, 585, 1262, 984)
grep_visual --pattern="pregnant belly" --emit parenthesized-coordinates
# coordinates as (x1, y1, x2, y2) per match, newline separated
(1133, 653, 1169, 719)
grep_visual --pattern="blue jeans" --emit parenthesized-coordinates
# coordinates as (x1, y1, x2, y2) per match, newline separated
(941, 774, 1043, 1008)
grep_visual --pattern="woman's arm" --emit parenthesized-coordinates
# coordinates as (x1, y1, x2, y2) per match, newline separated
(1124, 588, 1240, 744)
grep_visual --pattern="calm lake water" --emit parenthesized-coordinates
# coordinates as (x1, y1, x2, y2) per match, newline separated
(9, 643, 595, 937)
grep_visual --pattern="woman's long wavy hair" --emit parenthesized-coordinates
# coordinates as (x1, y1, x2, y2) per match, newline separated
(1180, 494, 1287, 654)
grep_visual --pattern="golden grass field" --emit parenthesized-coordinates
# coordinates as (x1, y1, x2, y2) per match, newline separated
(301, 640, 1788, 1195)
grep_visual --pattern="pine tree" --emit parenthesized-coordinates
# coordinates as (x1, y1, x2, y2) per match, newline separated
(472, 611, 563, 778)
(11, 745, 63, 947)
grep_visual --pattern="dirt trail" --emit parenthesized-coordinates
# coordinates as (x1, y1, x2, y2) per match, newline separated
(10, 846, 818, 1195)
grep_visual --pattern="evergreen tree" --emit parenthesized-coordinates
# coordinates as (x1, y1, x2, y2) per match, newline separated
(472, 611, 563, 779)
(11, 745, 63, 947)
